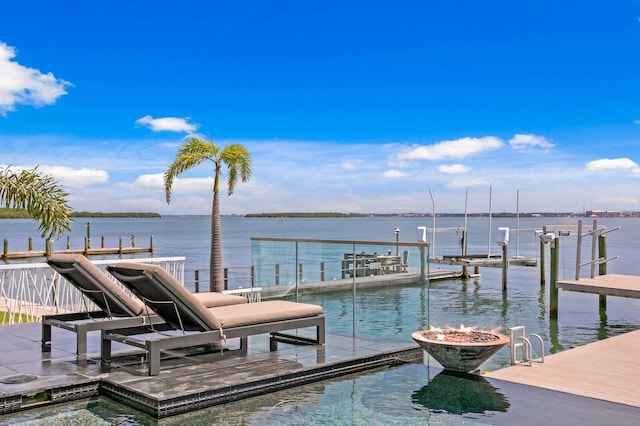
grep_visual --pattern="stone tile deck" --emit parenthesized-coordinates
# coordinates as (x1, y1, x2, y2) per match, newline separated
(0, 322, 422, 418)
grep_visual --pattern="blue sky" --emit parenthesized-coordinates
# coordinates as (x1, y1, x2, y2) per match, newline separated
(1, 1, 639, 215)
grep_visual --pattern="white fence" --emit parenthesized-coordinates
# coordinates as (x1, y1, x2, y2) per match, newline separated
(0, 257, 185, 324)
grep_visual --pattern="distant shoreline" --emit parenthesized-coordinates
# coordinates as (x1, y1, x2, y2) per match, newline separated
(244, 212, 581, 218)
(1, 209, 632, 220)
(0, 209, 161, 219)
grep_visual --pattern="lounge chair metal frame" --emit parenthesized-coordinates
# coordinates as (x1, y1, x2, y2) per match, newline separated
(43, 255, 163, 356)
(103, 265, 325, 375)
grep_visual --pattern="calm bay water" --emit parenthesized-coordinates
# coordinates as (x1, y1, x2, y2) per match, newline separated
(2, 215, 640, 423)
(3, 214, 640, 355)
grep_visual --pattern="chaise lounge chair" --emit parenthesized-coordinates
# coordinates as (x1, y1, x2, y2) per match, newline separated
(103, 262, 325, 375)
(44, 254, 248, 356)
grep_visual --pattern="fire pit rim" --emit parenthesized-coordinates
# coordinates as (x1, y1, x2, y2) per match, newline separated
(411, 329, 510, 347)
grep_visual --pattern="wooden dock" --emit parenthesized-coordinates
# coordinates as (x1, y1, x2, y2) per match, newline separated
(486, 329, 640, 407)
(0, 247, 153, 260)
(1, 235, 154, 260)
(260, 267, 463, 297)
(556, 274, 640, 298)
(430, 254, 537, 268)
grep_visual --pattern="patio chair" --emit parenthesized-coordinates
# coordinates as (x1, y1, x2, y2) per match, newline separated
(44, 254, 248, 356)
(103, 262, 325, 375)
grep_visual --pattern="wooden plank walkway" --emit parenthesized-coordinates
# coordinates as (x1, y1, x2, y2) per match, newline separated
(556, 274, 640, 298)
(1, 247, 152, 260)
(486, 329, 640, 408)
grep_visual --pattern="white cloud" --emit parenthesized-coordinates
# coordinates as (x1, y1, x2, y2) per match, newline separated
(586, 158, 640, 176)
(509, 134, 554, 150)
(126, 174, 213, 193)
(36, 165, 108, 188)
(438, 164, 470, 174)
(383, 169, 407, 178)
(168, 176, 213, 194)
(634, 119, 640, 124)
(446, 177, 490, 188)
(341, 162, 356, 170)
(0, 43, 71, 115)
(131, 173, 164, 190)
(135, 115, 199, 133)
(397, 136, 503, 161)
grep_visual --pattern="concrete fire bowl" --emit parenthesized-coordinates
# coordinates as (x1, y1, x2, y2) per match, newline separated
(411, 329, 510, 373)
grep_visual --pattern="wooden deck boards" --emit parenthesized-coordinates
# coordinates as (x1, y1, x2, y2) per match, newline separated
(486, 329, 640, 407)
(556, 274, 640, 298)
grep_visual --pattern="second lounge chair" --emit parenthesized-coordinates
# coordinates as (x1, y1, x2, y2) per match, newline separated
(103, 262, 325, 375)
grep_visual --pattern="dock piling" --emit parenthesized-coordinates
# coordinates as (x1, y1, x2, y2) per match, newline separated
(598, 234, 607, 310)
(539, 238, 546, 286)
(501, 243, 508, 291)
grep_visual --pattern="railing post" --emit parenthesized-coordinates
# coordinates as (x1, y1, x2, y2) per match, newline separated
(194, 270, 200, 293)
(224, 268, 229, 290)
(298, 264, 303, 283)
(28, 237, 33, 251)
(295, 241, 299, 301)
(251, 265, 255, 288)
(3, 239, 8, 259)
(150, 236, 154, 253)
(275, 264, 280, 285)
(320, 261, 325, 281)
(66, 236, 71, 249)
(101, 235, 105, 248)
(550, 236, 559, 318)
(575, 220, 583, 280)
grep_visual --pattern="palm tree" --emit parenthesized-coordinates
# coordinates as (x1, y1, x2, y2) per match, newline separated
(0, 166, 73, 239)
(164, 137, 252, 292)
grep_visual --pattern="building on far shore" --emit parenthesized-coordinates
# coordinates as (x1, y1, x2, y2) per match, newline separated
(585, 210, 640, 218)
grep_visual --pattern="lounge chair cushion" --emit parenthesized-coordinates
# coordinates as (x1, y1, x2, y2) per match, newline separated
(49, 254, 147, 316)
(195, 291, 249, 307)
(211, 300, 324, 328)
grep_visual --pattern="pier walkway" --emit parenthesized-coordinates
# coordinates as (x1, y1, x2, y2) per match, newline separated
(486, 329, 640, 408)
(556, 274, 640, 299)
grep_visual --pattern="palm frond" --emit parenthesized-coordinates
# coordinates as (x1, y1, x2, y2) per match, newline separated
(221, 144, 252, 195)
(0, 166, 73, 239)
(164, 138, 216, 203)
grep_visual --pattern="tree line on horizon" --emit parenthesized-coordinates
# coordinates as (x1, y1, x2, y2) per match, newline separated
(0, 209, 160, 219)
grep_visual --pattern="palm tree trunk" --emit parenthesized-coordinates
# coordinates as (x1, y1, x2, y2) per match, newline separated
(210, 189, 223, 292)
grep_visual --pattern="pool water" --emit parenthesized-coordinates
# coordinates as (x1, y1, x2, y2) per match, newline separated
(3, 363, 638, 426)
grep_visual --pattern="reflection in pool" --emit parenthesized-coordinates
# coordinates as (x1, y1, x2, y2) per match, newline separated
(412, 369, 510, 415)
